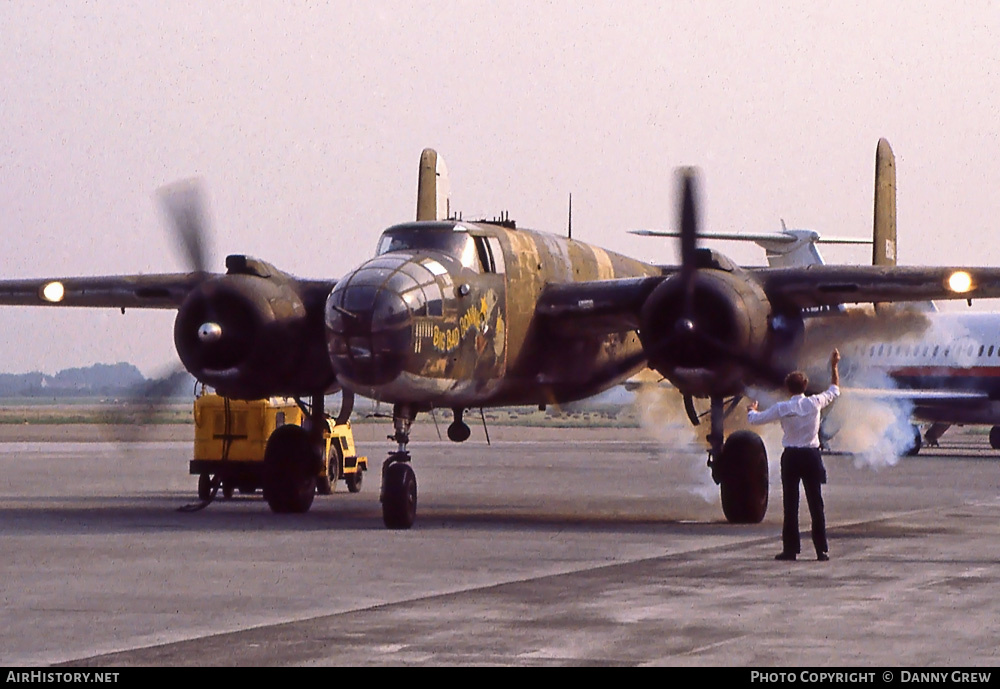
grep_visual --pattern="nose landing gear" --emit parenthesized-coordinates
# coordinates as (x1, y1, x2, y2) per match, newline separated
(381, 404, 418, 529)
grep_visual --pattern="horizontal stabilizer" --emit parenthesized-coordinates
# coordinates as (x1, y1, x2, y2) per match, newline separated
(632, 227, 869, 269)
(631, 229, 871, 245)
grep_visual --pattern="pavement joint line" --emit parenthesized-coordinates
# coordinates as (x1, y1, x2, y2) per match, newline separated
(52, 501, 972, 667)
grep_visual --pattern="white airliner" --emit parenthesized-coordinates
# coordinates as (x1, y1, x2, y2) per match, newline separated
(643, 139, 1000, 454)
(803, 307, 1000, 454)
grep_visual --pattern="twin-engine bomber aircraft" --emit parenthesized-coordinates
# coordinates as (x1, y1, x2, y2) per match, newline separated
(1, 141, 996, 528)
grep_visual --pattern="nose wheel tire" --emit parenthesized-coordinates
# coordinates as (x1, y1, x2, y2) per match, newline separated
(382, 461, 417, 529)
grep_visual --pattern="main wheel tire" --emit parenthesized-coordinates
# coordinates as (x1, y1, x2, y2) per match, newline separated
(346, 470, 363, 493)
(717, 430, 769, 524)
(263, 425, 320, 514)
(382, 462, 417, 529)
(222, 481, 235, 499)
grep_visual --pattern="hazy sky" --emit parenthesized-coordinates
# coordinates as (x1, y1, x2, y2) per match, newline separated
(2, 1, 999, 375)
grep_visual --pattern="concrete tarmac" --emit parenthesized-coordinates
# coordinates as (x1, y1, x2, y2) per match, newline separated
(0, 423, 997, 666)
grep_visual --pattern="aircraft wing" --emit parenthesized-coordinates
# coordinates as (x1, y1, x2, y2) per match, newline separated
(535, 276, 661, 335)
(754, 265, 994, 309)
(0, 273, 212, 309)
(536, 264, 999, 336)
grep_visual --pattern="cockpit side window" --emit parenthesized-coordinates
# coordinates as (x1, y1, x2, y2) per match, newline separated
(487, 237, 506, 274)
(474, 236, 493, 273)
(471, 235, 506, 274)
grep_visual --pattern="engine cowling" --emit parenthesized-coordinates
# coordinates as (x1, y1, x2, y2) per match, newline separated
(174, 257, 336, 399)
(638, 267, 773, 397)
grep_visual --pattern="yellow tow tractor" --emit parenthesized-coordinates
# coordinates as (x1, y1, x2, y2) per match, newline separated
(189, 388, 367, 503)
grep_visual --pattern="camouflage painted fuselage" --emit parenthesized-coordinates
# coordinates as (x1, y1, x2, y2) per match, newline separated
(325, 221, 660, 409)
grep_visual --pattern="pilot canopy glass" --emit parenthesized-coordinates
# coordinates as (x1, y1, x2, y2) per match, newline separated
(376, 222, 480, 272)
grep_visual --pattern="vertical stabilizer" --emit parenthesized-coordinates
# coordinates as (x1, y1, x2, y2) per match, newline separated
(416, 148, 451, 221)
(873, 138, 897, 267)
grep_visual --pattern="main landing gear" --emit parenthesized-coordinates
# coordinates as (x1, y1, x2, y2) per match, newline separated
(261, 392, 336, 514)
(381, 404, 418, 529)
(698, 395, 769, 524)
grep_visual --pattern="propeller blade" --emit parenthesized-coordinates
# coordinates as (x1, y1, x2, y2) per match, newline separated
(99, 363, 194, 445)
(679, 168, 699, 269)
(677, 168, 699, 319)
(158, 179, 209, 274)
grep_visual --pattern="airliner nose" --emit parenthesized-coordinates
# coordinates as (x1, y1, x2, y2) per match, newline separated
(325, 270, 419, 387)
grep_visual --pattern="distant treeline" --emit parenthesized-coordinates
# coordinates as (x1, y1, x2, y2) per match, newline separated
(0, 363, 196, 398)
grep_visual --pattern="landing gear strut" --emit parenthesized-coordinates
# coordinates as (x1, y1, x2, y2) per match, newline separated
(705, 395, 769, 524)
(381, 404, 418, 529)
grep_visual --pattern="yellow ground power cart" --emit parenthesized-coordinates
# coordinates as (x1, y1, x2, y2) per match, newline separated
(189, 390, 367, 501)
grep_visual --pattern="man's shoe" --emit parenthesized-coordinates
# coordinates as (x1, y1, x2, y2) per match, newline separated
(774, 552, 797, 561)
(817, 552, 830, 561)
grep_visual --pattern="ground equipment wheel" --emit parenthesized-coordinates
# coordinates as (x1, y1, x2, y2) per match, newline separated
(905, 425, 922, 456)
(198, 473, 212, 501)
(317, 445, 342, 495)
(346, 470, 363, 493)
(990, 426, 1000, 450)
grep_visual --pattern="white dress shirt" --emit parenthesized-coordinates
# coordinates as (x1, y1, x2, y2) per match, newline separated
(747, 385, 840, 448)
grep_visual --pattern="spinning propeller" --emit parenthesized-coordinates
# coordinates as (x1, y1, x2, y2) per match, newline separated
(100, 182, 215, 443)
(638, 169, 787, 396)
(158, 179, 210, 275)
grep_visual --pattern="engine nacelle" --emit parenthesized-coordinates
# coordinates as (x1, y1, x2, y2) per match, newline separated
(638, 267, 773, 397)
(174, 256, 336, 399)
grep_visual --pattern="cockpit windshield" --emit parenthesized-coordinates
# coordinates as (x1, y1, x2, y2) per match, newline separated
(376, 223, 480, 271)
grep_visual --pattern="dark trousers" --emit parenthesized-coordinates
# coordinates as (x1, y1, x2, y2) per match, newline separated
(780, 447, 828, 556)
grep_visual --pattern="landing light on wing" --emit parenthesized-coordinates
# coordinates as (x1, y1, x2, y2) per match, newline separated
(41, 281, 65, 303)
(947, 270, 973, 293)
